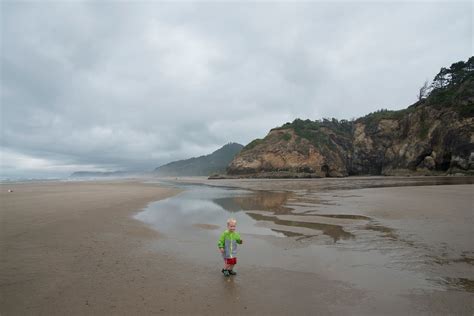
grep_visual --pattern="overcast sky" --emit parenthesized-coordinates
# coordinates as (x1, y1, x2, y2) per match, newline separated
(1, 1, 472, 178)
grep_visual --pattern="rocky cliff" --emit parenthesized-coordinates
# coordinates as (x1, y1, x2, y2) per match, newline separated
(227, 58, 474, 177)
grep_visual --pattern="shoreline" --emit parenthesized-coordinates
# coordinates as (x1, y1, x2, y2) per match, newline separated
(208, 171, 474, 179)
(2, 173, 472, 183)
(170, 174, 474, 192)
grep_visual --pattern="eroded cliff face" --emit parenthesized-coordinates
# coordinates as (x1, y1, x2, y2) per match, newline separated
(227, 70, 474, 177)
(228, 129, 330, 177)
(228, 108, 473, 177)
(228, 127, 353, 177)
(350, 107, 473, 176)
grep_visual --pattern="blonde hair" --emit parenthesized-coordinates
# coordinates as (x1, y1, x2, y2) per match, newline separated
(227, 218, 237, 225)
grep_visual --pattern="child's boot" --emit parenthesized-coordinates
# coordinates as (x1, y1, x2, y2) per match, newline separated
(228, 270, 237, 275)
(222, 269, 230, 277)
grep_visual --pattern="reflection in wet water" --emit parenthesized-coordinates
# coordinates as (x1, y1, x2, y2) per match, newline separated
(193, 223, 220, 230)
(213, 191, 293, 214)
(246, 212, 354, 242)
(431, 254, 474, 266)
(138, 182, 400, 245)
(138, 178, 474, 295)
(211, 189, 361, 242)
(212, 197, 242, 212)
(136, 184, 362, 243)
(440, 277, 474, 293)
(271, 229, 308, 238)
(309, 214, 371, 220)
(455, 255, 474, 265)
(364, 223, 398, 239)
(135, 185, 290, 238)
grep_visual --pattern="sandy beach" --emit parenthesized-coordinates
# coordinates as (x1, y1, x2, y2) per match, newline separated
(0, 181, 181, 315)
(1, 178, 473, 315)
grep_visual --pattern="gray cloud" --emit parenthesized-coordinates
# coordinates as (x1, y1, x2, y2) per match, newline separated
(1, 1, 472, 178)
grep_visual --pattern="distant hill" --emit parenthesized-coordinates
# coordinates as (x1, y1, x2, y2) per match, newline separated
(154, 143, 244, 176)
(227, 57, 474, 177)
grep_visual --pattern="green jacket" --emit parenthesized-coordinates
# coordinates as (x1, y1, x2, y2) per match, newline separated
(218, 230, 241, 258)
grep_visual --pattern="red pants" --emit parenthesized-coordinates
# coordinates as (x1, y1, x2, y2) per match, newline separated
(224, 257, 237, 265)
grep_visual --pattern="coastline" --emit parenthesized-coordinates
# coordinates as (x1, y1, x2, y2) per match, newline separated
(176, 174, 474, 192)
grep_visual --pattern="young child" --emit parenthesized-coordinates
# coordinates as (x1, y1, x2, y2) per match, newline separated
(218, 218, 243, 277)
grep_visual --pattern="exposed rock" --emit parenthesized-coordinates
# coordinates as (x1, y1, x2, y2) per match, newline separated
(228, 128, 350, 177)
(227, 58, 474, 178)
(418, 155, 436, 170)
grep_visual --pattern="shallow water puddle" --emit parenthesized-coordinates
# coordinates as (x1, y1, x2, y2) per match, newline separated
(135, 185, 289, 238)
(135, 181, 474, 295)
(135, 184, 358, 243)
(245, 211, 355, 242)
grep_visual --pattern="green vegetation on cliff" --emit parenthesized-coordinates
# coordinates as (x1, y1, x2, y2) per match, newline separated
(415, 56, 474, 116)
(274, 118, 352, 150)
(359, 57, 474, 132)
(242, 138, 264, 151)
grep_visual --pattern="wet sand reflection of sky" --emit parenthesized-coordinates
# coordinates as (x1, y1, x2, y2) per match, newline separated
(137, 184, 364, 243)
(137, 179, 474, 294)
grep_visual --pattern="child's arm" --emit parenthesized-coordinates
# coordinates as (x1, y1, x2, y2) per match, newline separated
(236, 232, 243, 244)
(217, 231, 226, 250)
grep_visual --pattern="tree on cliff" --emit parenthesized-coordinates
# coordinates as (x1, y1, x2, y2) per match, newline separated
(417, 80, 431, 101)
(431, 56, 473, 90)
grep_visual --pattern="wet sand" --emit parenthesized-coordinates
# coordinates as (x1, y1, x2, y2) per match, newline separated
(0, 181, 184, 315)
(147, 176, 474, 314)
(1, 178, 473, 315)
(0, 181, 362, 315)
